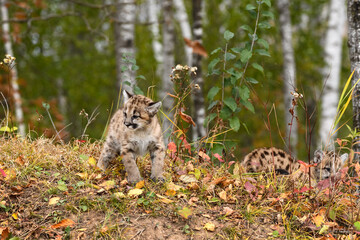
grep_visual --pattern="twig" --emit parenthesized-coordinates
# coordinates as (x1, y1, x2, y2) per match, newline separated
(81, 106, 100, 139)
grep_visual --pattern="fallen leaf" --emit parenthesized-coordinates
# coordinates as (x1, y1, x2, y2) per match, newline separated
(218, 190, 227, 202)
(0, 168, 6, 178)
(211, 177, 227, 185)
(99, 180, 116, 190)
(11, 186, 23, 192)
(128, 188, 144, 197)
(312, 214, 325, 227)
(178, 207, 193, 219)
(187, 182, 199, 190)
(166, 182, 182, 191)
(156, 194, 174, 204)
(113, 192, 126, 199)
(49, 197, 60, 205)
(0, 227, 9, 240)
(189, 197, 199, 205)
(15, 156, 25, 165)
(179, 175, 197, 183)
(88, 157, 96, 167)
(51, 219, 76, 229)
(204, 222, 216, 232)
(76, 172, 88, 179)
(223, 207, 234, 216)
(12, 213, 18, 220)
(198, 151, 210, 161)
(135, 180, 145, 189)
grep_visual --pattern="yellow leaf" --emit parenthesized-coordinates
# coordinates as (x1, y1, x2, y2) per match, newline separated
(113, 192, 126, 199)
(128, 188, 144, 197)
(76, 172, 88, 179)
(11, 213, 18, 220)
(166, 182, 182, 191)
(179, 175, 197, 183)
(49, 197, 60, 205)
(4, 169, 16, 181)
(312, 214, 325, 227)
(204, 222, 216, 232)
(218, 190, 227, 202)
(156, 194, 174, 204)
(135, 180, 145, 189)
(99, 180, 116, 190)
(88, 157, 96, 167)
(178, 207, 192, 219)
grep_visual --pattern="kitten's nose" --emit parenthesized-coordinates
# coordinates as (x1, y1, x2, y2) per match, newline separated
(124, 122, 131, 127)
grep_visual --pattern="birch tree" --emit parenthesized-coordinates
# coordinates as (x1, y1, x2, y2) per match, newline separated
(174, 0, 192, 66)
(276, 0, 297, 153)
(191, 0, 206, 140)
(347, 0, 360, 161)
(114, 0, 136, 94)
(0, 0, 26, 137)
(319, 0, 346, 147)
(147, 0, 162, 65)
(160, 0, 175, 140)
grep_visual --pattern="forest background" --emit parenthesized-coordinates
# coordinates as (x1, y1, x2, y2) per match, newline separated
(0, 0, 352, 161)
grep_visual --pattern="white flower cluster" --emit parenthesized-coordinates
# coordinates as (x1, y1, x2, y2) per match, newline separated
(1, 54, 16, 66)
(290, 91, 303, 99)
(172, 64, 197, 74)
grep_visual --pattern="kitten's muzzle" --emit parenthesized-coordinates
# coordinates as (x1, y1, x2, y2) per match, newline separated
(124, 122, 138, 129)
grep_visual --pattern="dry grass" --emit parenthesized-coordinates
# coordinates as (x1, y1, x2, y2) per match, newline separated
(0, 137, 360, 239)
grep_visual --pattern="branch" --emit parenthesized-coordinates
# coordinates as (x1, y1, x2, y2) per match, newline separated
(0, 13, 80, 24)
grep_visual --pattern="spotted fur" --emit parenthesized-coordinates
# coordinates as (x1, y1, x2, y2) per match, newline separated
(242, 147, 348, 181)
(97, 90, 165, 183)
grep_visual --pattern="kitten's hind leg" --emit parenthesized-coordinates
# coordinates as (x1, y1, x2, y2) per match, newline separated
(149, 143, 165, 182)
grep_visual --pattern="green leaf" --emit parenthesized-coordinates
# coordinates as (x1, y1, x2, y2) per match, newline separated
(252, 63, 264, 74)
(136, 75, 146, 80)
(240, 25, 253, 33)
(211, 47, 222, 55)
(219, 106, 232, 119)
(224, 30, 234, 41)
(205, 113, 217, 125)
(57, 180, 68, 192)
(257, 38, 269, 49)
(208, 58, 220, 74)
(131, 64, 139, 71)
(272, 231, 279, 237)
(42, 102, 50, 110)
(262, 10, 274, 19)
(240, 49, 252, 63)
(225, 52, 236, 61)
(258, 21, 271, 29)
(229, 117, 240, 132)
(133, 86, 144, 95)
(255, 49, 271, 57)
(239, 86, 250, 101)
(207, 86, 220, 101)
(262, 0, 271, 7)
(241, 99, 255, 113)
(79, 154, 89, 161)
(224, 98, 237, 112)
(329, 209, 336, 220)
(208, 100, 219, 110)
(354, 221, 360, 231)
(245, 4, 256, 10)
(246, 77, 259, 84)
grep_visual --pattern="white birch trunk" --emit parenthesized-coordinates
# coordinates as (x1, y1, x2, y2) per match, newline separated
(114, 0, 136, 94)
(0, 0, 26, 137)
(147, 0, 163, 64)
(191, 0, 206, 140)
(319, 0, 346, 146)
(160, 0, 175, 141)
(347, 0, 360, 161)
(276, 0, 297, 153)
(173, 0, 192, 66)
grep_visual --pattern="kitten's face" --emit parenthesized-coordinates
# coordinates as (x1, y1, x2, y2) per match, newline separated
(122, 91, 161, 130)
(313, 150, 348, 180)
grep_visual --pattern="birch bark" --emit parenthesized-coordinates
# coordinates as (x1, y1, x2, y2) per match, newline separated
(319, 0, 346, 146)
(276, 0, 297, 153)
(160, 0, 175, 141)
(347, 0, 360, 161)
(114, 0, 136, 94)
(173, 0, 192, 66)
(0, 0, 26, 137)
(147, 0, 162, 64)
(191, 0, 206, 140)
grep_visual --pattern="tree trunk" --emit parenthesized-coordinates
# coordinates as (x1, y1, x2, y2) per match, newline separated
(191, 0, 206, 141)
(320, 0, 346, 147)
(147, 0, 163, 65)
(0, 0, 26, 137)
(174, 0, 192, 66)
(276, 0, 297, 154)
(160, 0, 175, 142)
(114, 0, 136, 94)
(348, 0, 360, 161)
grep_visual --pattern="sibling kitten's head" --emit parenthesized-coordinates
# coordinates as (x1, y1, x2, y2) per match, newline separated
(313, 150, 348, 180)
(122, 90, 162, 130)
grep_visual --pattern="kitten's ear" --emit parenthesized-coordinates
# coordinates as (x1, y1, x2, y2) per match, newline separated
(146, 101, 162, 116)
(313, 149, 325, 163)
(123, 90, 133, 102)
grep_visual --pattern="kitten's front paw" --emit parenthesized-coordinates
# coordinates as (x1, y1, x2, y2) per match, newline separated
(127, 176, 143, 185)
(150, 174, 165, 183)
(97, 159, 107, 171)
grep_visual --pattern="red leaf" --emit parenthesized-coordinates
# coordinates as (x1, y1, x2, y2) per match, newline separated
(293, 186, 313, 193)
(244, 181, 256, 193)
(179, 111, 196, 126)
(213, 153, 224, 162)
(0, 168, 6, 178)
(51, 219, 76, 229)
(168, 142, 177, 152)
(184, 38, 208, 57)
(179, 136, 191, 154)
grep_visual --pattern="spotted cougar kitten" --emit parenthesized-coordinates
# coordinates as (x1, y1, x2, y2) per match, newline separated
(97, 90, 165, 183)
(242, 147, 348, 181)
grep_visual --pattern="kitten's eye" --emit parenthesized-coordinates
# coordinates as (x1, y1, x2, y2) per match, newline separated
(123, 112, 127, 117)
(132, 115, 139, 120)
(324, 167, 331, 172)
